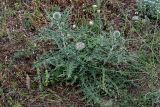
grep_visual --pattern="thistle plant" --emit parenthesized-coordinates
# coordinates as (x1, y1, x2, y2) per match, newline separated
(34, 8, 142, 106)
(137, 0, 160, 19)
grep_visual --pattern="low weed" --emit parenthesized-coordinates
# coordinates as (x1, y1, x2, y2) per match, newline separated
(33, 6, 153, 106)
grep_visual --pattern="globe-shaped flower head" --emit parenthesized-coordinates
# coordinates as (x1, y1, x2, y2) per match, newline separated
(75, 42, 85, 51)
(52, 12, 61, 20)
(113, 30, 121, 37)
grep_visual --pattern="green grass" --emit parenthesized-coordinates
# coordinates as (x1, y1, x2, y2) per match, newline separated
(138, 0, 160, 19)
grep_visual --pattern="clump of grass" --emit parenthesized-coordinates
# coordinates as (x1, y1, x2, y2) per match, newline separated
(33, 7, 148, 106)
(137, 0, 160, 19)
